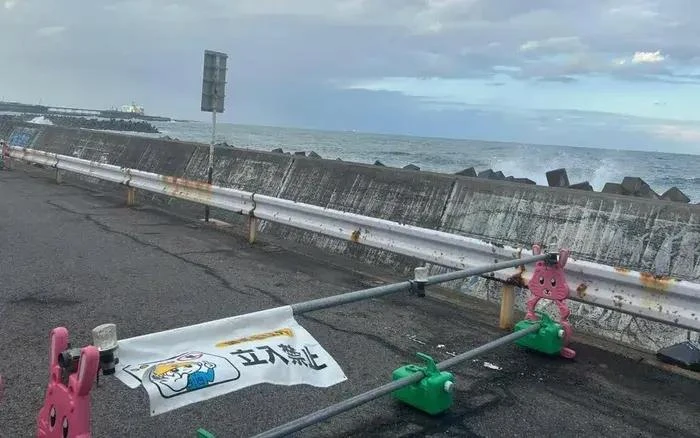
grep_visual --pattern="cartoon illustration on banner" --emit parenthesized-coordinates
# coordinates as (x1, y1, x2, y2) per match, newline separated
(122, 352, 241, 398)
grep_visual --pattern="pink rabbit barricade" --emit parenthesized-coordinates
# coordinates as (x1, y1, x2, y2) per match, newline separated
(513, 245, 576, 359)
(37, 327, 100, 438)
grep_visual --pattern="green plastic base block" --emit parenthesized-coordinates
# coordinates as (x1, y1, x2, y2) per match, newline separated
(196, 428, 216, 438)
(391, 353, 455, 415)
(514, 312, 564, 355)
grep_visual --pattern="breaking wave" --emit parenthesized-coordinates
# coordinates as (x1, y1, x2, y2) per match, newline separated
(28, 116, 53, 125)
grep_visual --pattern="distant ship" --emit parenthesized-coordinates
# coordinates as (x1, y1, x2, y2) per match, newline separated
(118, 102, 145, 115)
(102, 101, 170, 121)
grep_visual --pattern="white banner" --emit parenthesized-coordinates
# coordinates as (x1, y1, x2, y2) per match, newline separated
(114, 306, 347, 416)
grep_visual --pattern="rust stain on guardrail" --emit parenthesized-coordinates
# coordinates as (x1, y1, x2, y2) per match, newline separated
(576, 283, 588, 298)
(615, 266, 675, 292)
(161, 175, 214, 204)
(505, 264, 527, 287)
(639, 272, 676, 292)
(163, 175, 213, 191)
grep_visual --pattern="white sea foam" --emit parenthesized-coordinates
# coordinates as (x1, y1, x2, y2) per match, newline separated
(28, 116, 53, 125)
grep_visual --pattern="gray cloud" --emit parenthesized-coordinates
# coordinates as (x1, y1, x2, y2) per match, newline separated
(1, 0, 699, 128)
(537, 76, 577, 83)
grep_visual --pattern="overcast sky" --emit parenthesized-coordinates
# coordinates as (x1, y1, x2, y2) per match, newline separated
(2, 0, 700, 154)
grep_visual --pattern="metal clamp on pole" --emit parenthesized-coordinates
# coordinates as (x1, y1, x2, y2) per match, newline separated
(92, 323, 120, 379)
(55, 324, 119, 384)
(544, 250, 558, 266)
(409, 267, 429, 297)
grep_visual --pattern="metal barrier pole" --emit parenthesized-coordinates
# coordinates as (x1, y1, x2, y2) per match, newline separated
(251, 322, 542, 438)
(291, 253, 549, 315)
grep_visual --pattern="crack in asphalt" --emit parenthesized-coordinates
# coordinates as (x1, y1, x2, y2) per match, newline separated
(45, 199, 252, 297)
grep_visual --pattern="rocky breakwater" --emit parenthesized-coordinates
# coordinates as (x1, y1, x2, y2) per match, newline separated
(601, 176, 691, 203)
(0, 114, 159, 134)
(543, 168, 693, 204)
(271, 149, 655, 196)
(457, 166, 694, 203)
(268, 149, 695, 203)
(44, 115, 160, 134)
(268, 148, 540, 183)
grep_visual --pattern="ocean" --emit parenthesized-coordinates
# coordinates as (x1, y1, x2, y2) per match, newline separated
(149, 121, 700, 203)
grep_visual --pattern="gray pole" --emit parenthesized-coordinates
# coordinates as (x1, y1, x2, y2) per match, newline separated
(251, 322, 541, 438)
(210, 107, 217, 171)
(291, 253, 548, 315)
(204, 59, 219, 223)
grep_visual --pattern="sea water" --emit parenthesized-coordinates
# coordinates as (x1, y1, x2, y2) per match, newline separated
(151, 121, 700, 203)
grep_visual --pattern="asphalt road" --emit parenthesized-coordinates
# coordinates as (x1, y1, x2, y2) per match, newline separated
(1, 167, 699, 438)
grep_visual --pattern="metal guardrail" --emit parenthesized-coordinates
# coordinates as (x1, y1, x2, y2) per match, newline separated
(8, 146, 700, 332)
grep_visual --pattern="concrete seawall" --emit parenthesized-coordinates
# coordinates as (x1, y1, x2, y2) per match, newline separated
(266, 157, 456, 272)
(173, 144, 295, 224)
(2, 121, 698, 352)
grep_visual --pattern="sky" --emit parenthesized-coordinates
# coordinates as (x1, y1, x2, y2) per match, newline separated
(2, 1, 700, 154)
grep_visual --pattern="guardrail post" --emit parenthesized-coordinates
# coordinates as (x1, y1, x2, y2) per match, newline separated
(499, 285, 516, 329)
(248, 216, 259, 244)
(126, 187, 137, 207)
(55, 169, 63, 184)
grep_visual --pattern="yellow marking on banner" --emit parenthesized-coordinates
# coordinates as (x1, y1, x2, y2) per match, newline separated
(215, 328, 294, 348)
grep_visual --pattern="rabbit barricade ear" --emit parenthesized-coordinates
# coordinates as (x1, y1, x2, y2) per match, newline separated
(558, 249, 569, 268)
(73, 346, 99, 397)
(49, 327, 69, 376)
